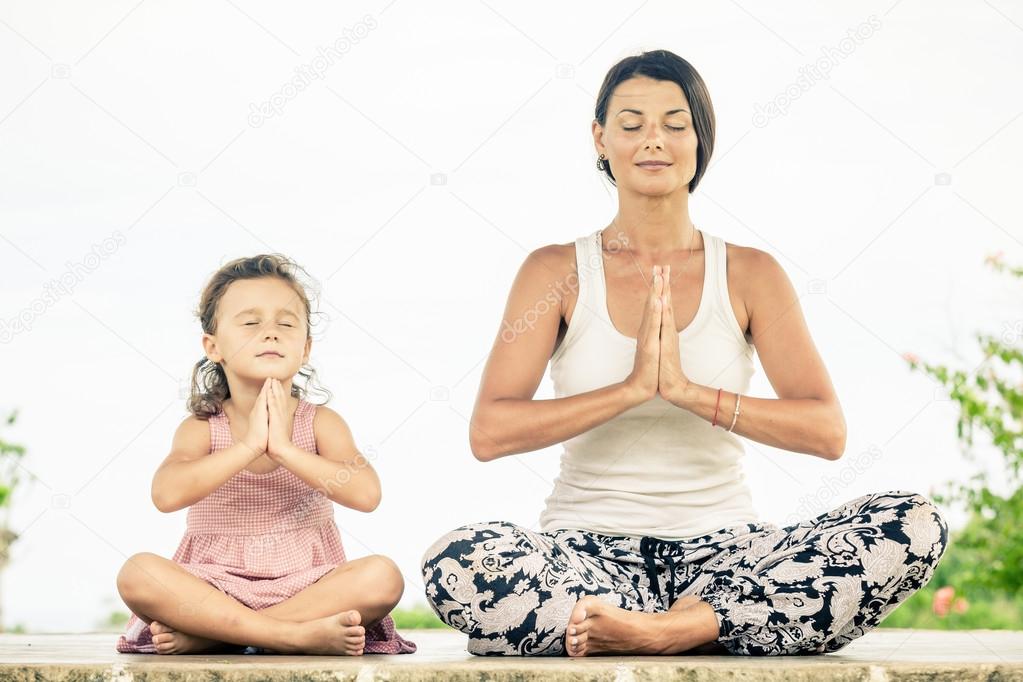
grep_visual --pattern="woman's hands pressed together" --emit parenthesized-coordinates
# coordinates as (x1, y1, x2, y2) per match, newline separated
(623, 264, 694, 409)
(656, 265, 693, 405)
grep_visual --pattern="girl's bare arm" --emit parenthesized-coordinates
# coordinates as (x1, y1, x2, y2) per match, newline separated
(272, 405, 382, 512)
(150, 418, 261, 512)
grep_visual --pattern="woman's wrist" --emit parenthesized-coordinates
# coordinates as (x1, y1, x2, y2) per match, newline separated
(667, 381, 710, 412)
(617, 379, 651, 409)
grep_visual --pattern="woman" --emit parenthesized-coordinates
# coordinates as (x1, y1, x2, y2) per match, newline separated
(421, 49, 947, 657)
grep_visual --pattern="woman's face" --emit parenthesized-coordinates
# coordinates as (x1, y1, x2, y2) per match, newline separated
(592, 76, 698, 196)
(202, 277, 311, 386)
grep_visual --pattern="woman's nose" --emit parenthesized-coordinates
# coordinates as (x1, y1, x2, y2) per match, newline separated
(644, 126, 664, 149)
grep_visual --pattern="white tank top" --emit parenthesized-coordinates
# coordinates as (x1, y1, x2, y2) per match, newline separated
(539, 228, 760, 540)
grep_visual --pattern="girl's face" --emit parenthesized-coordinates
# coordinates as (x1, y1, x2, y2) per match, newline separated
(202, 277, 312, 386)
(592, 76, 699, 197)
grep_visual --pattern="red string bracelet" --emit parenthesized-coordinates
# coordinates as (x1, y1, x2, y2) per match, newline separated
(711, 387, 723, 426)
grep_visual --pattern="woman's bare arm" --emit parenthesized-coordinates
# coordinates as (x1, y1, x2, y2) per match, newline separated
(671, 249, 847, 460)
(469, 246, 663, 461)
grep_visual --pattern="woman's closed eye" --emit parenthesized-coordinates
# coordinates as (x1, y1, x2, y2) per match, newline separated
(622, 125, 686, 131)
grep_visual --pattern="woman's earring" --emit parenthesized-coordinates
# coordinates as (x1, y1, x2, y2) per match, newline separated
(596, 153, 607, 171)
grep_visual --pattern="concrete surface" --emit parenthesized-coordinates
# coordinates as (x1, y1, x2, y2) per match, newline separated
(0, 629, 1021, 680)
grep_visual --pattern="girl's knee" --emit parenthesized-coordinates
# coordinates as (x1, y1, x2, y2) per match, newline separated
(363, 554, 404, 608)
(116, 552, 162, 603)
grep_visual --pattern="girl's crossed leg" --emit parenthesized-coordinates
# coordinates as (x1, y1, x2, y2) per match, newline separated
(116, 553, 404, 655)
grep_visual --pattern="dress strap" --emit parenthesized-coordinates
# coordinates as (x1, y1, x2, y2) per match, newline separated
(208, 407, 232, 453)
(293, 398, 318, 454)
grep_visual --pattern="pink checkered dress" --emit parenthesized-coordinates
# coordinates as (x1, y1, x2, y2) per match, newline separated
(116, 398, 416, 654)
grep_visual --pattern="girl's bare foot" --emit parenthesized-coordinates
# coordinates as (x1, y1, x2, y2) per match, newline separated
(294, 609, 366, 656)
(564, 595, 717, 656)
(149, 620, 226, 655)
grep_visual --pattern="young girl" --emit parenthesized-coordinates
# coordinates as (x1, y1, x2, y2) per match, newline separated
(115, 254, 416, 656)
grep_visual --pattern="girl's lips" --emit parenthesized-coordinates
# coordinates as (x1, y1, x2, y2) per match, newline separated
(637, 163, 672, 170)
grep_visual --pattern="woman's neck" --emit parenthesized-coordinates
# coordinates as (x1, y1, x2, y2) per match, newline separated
(609, 190, 700, 257)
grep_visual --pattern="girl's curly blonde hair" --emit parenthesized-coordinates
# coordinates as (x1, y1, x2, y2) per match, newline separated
(188, 254, 331, 419)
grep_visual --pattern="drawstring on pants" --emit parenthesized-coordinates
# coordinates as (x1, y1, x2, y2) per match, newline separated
(639, 536, 677, 605)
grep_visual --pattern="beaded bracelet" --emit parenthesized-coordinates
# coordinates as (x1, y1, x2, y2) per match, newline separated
(727, 393, 742, 432)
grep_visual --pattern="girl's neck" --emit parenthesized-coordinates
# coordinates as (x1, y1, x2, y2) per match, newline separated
(611, 189, 699, 257)
(225, 376, 296, 417)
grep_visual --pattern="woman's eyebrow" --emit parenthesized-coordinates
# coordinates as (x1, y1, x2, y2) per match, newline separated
(616, 108, 690, 116)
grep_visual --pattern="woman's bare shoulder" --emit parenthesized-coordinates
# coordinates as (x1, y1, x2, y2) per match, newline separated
(522, 241, 576, 275)
(724, 240, 787, 284)
(722, 240, 777, 332)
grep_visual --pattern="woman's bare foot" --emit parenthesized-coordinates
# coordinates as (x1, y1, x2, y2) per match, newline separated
(564, 595, 717, 657)
(149, 620, 226, 655)
(669, 595, 702, 611)
(668, 596, 729, 654)
(294, 609, 366, 655)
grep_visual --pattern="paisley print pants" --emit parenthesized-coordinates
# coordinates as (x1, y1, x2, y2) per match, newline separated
(420, 490, 948, 656)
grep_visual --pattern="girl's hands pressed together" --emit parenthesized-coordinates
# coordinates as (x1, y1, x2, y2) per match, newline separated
(657, 265, 692, 405)
(267, 378, 295, 462)
(241, 377, 271, 459)
(624, 265, 664, 405)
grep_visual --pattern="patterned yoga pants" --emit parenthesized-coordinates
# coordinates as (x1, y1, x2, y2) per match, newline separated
(420, 490, 948, 656)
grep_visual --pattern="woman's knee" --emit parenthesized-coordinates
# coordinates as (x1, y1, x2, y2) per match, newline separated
(419, 520, 529, 627)
(891, 490, 949, 562)
(420, 520, 517, 579)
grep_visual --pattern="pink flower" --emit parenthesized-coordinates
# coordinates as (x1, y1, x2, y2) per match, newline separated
(984, 251, 1005, 266)
(903, 352, 921, 364)
(932, 585, 955, 617)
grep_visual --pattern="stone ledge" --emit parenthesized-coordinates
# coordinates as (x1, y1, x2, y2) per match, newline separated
(0, 629, 1021, 681)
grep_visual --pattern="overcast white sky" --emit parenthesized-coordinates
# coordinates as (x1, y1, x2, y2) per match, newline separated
(1, 0, 1021, 632)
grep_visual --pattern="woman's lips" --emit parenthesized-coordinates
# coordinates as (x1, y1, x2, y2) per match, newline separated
(637, 162, 672, 171)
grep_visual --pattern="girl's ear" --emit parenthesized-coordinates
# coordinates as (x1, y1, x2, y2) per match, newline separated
(201, 333, 221, 363)
(302, 336, 312, 365)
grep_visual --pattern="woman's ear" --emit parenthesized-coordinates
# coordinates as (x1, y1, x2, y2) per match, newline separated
(591, 119, 605, 156)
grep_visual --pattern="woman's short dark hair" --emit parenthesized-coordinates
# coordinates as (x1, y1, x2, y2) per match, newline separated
(594, 50, 716, 193)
